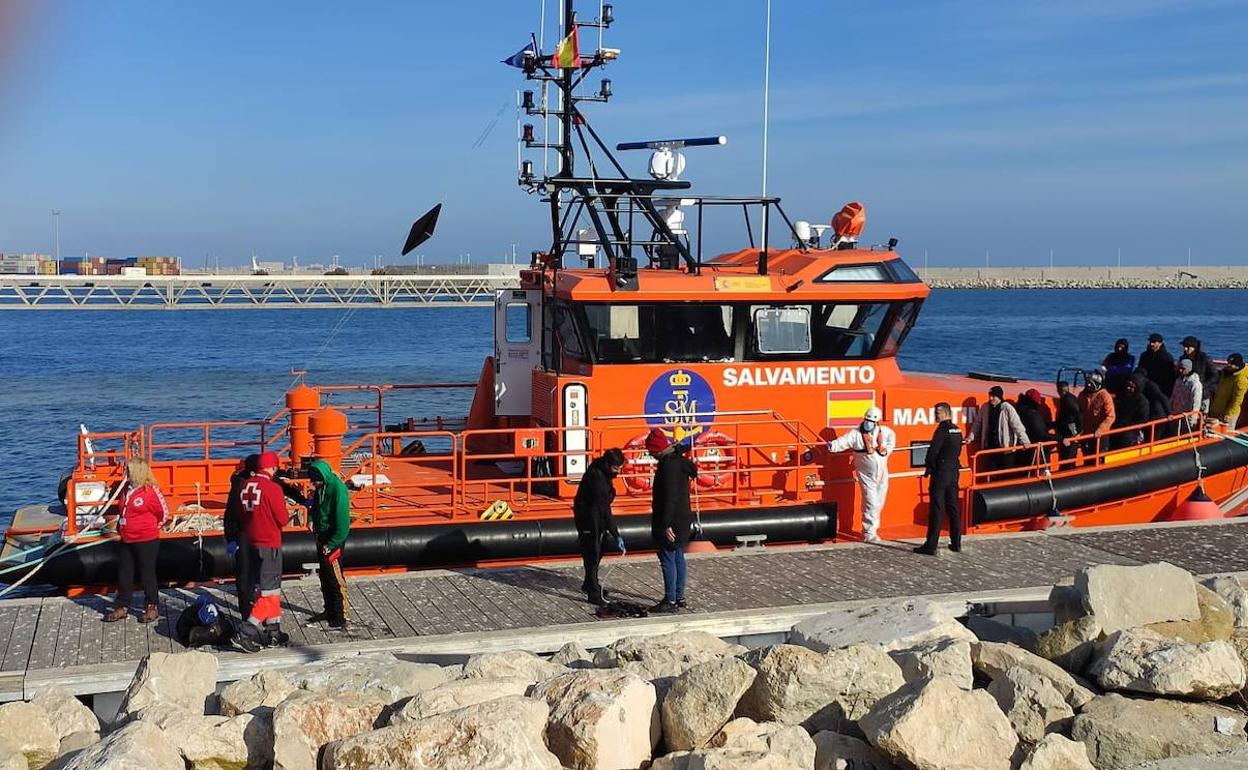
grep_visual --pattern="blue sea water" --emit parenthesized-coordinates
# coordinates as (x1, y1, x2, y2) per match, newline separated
(2, 289, 1244, 526)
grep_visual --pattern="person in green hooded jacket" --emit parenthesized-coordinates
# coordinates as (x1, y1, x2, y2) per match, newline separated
(280, 459, 352, 628)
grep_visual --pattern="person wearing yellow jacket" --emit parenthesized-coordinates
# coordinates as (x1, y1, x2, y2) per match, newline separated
(1211, 353, 1248, 429)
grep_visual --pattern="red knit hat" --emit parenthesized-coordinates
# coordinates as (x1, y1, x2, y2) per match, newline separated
(258, 451, 280, 470)
(1025, 388, 1044, 404)
(644, 428, 672, 454)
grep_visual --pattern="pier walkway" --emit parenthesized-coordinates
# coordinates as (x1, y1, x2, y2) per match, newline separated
(0, 273, 520, 309)
(2, 518, 1246, 701)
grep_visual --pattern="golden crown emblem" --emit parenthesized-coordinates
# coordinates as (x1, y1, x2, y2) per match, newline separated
(668, 370, 692, 387)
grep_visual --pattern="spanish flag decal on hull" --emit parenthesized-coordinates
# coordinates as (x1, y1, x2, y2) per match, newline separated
(827, 390, 876, 428)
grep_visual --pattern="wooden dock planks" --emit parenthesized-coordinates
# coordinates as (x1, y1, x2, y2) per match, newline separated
(5, 517, 1248, 701)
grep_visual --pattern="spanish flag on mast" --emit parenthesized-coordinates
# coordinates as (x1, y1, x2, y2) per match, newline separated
(551, 27, 580, 69)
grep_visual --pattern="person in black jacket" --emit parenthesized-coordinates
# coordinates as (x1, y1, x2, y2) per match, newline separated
(1053, 381, 1083, 468)
(1181, 336, 1219, 412)
(645, 428, 697, 613)
(222, 454, 259, 619)
(1136, 333, 1176, 396)
(573, 448, 626, 605)
(1133, 372, 1171, 437)
(915, 403, 963, 555)
(1102, 338, 1135, 395)
(1112, 377, 1150, 448)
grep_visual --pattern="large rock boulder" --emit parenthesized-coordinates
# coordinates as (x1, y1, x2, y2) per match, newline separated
(139, 708, 260, 770)
(0, 740, 26, 770)
(651, 749, 805, 770)
(1145, 583, 1235, 643)
(859, 677, 1018, 770)
(460, 650, 567, 684)
(790, 600, 976, 654)
(594, 631, 744, 681)
(324, 695, 560, 770)
(887, 638, 972, 690)
(971, 641, 1095, 709)
(810, 732, 897, 770)
(1049, 578, 1086, 625)
(1088, 628, 1247, 700)
(217, 670, 295, 718)
(663, 657, 758, 751)
(0, 703, 59, 770)
(710, 719, 816, 769)
(736, 645, 905, 734)
(986, 667, 1074, 745)
(271, 690, 387, 770)
(116, 651, 219, 722)
(550, 642, 595, 669)
(531, 669, 659, 770)
(1017, 734, 1095, 770)
(60, 720, 184, 770)
(1070, 693, 1248, 769)
(28, 689, 98, 743)
(1032, 616, 1102, 674)
(388, 677, 533, 723)
(1075, 562, 1200, 634)
(286, 654, 454, 702)
(1202, 574, 1248, 627)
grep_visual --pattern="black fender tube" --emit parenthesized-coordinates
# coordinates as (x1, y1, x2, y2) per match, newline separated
(973, 438, 1248, 524)
(23, 503, 837, 587)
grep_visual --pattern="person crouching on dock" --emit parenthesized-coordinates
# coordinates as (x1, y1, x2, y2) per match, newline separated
(826, 407, 895, 543)
(573, 448, 626, 606)
(104, 459, 169, 623)
(647, 429, 697, 613)
(235, 451, 291, 652)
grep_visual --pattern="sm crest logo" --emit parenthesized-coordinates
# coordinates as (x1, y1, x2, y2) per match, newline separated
(644, 369, 717, 444)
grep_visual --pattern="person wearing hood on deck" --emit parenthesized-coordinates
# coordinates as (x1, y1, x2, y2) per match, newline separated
(280, 459, 352, 628)
(1070, 371, 1115, 464)
(647, 429, 698, 614)
(1112, 376, 1151, 449)
(573, 448, 626, 606)
(1181, 336, 1219, 413)
(1016, 389, 1055, 446)
(967, 386, 1031, 477)
(1102, 338, 1136, 395)
(1211, 353, 1248, 430)
(1136, 333, 1176, 397)
(223, 453, 260, 620)
(826, 406, 896, 544)
(1171, 358, 1203, 434)
(1134, 372, 1172, 435)
(1053, 381, 1083, 468)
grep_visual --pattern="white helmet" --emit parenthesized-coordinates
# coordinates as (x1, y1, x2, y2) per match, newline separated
(864, 406, 883, 422)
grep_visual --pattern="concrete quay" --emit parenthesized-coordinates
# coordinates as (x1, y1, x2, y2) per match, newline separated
(918, 265, 1248, 289)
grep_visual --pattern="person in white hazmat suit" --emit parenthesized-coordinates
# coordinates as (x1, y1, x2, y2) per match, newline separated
(826, 406, 895, 543)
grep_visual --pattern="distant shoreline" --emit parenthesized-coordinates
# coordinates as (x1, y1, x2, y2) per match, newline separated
(918, 265, 1248, 289)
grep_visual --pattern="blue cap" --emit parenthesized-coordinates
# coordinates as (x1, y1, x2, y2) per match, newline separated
(196, 597, 219, 625)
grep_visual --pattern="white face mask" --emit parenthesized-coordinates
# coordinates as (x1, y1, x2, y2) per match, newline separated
(860, 420, 877, 433)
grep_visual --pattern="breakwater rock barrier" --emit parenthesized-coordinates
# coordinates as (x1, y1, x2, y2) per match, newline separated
(920, 265, 1248, 289)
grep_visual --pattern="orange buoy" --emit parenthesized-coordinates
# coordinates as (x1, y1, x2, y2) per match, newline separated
(285, 385, 320, 467)
(1170, 485, 1221, 521)
(310, 406, 349, 473)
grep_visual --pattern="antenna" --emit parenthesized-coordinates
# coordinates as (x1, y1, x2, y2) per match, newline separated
(760, 0, 772, 239)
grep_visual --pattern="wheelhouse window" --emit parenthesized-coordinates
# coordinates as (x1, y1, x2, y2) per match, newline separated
(748, 302, 893, 360)
(583, 303, 736, 363)
(878, 300, 922, 358)
(753, 306, 811, 354)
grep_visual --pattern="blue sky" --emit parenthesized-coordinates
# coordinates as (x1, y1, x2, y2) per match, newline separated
(1, 0, 1245, 267)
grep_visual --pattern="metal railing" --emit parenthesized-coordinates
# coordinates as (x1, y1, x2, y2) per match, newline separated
(969, 411, 1205, 489)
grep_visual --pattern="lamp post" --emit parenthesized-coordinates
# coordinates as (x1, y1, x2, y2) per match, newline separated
(51, 210, 61, 275)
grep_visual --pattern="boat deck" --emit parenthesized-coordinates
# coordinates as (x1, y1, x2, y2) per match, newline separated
(2, 517, 1247, 701)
